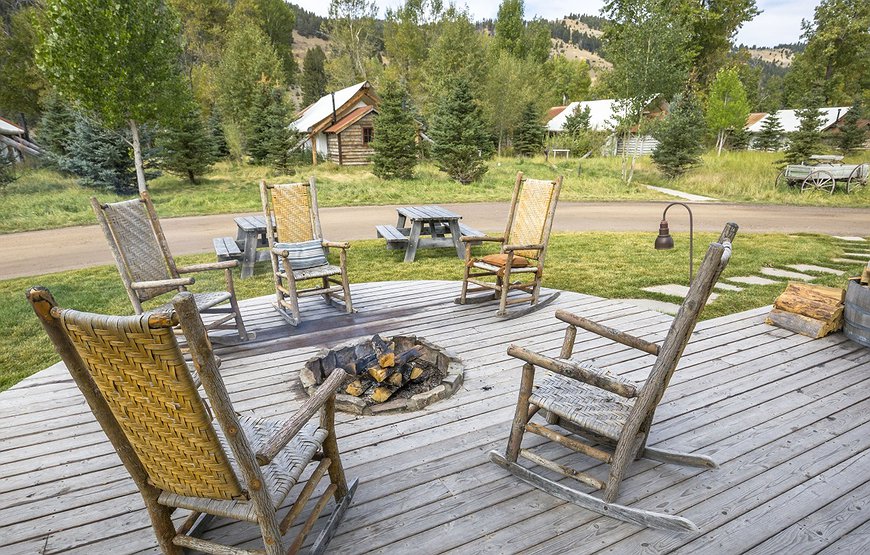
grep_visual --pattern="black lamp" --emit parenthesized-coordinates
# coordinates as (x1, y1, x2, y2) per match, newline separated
(655, 202, 694, 284)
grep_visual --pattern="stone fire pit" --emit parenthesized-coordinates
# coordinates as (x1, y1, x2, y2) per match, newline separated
(300, 335, 464, 415)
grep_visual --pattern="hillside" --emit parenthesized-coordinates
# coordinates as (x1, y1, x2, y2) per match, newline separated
(745, 47, 795, 67)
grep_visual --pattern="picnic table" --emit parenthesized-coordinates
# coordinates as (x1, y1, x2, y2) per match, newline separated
(214, 215, 273, 279)
(376, 205, 484, 263)
(547, 148, 570, 160)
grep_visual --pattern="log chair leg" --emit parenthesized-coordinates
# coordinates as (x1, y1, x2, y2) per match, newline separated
(459, 243, 472, 304)
(224, 268, 249, 341)
(321, 276, 331, 305)
(321, 396, 349, 499)
(285, 264, 301, 325)
(506, 362, 536, 463)
(339, 249, 353, 313)
(603, 432, 645, 503)
(497, 261, 514, 316)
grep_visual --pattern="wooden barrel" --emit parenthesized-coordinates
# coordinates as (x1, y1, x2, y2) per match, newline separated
(844, 280, 870, 348)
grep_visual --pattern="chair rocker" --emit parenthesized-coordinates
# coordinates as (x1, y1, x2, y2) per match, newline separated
(260, 178, 353, 326)
(27, 287, 357, 555)
(92, 192, 251, 344)
(491, 222, 738, 532)
(457, 172, 562, 318)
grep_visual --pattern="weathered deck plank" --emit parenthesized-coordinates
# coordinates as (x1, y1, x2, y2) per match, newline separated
(1, 280, 868, 554)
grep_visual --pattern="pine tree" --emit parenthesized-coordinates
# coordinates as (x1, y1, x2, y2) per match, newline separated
(208, 111, 230, 159)
(247, 87, 297, 171)
(784, 105, 824, 165)
(371, 80, 418, 180)
(563, 105, 591, 137)
(429, 78, 492, 184)
(158, 101, 216, 183)
(59, 113, 138, 194)
(837, 100, 866, 155)
(513, 102, 545, 157)
(301, 46, 328, 107)
(754, 113, 783, 151)
(37, 93, 76, 168)
(728, 126, 751, 151)
(651, 93, 705, 178)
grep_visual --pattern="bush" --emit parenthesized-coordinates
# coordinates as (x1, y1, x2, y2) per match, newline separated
(651, 93, 706, 178)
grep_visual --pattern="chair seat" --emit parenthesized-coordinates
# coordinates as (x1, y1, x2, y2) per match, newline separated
(530, 371, 639, 442)
(159, 416, 327, 522)
(480, 253, 530, 268)
(277, 263, 343, 281)
(154, 291, 231, 314)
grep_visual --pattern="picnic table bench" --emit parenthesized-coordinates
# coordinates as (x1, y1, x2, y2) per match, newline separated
(211, 215, 274, 278)
(376, 205, 484, 263)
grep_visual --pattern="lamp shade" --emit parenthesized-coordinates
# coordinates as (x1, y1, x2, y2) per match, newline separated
(655, 220, 674, 250)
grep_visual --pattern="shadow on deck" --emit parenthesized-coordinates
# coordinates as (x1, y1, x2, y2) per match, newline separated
(1, 280, 869, 554)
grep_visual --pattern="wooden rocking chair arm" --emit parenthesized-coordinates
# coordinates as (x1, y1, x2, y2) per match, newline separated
(272, 246, 290, 257)
(508, 345, 639, 398)
(322, 240, 350, 250)
(177, 260, 239, 274)
(256, 368, 347, 465)
(461, 235, 504, 243)
(130, 277, 195, 290)
(503, 243, 544, 253)
(556, 310, 660, 357)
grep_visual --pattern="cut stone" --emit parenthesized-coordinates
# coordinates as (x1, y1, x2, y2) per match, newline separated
(640, 284, 719, 303)
(617, 298, 681, 315)
(727, 275, 780, 286)
(759, 267, 815, 281)
(842, 252, 870, 259)
(831, 258, 869, 264)
(786, 264, 844, 275)
(714, 282, 744, 292)
(832, 236, 867, 242)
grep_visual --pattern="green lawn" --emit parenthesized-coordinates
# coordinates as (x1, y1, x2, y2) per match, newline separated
(2, 150, 868, 234)
(3, 230, 863, 392)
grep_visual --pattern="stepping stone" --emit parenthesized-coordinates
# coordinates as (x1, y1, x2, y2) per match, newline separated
(714, 282, 744, 292)
(842, 252, 870, 259)
(832, 236, 867, 242)
(617, 298, 681, 315)
(831, 258, 869, 264)
(640, 284, 719, 304)
(727, 275, 780, 286)
(759, 267, 815, 281)
(786, 264, 844, 275)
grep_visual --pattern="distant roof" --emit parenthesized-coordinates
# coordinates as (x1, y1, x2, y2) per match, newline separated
(545, 106, 568, 121)
(0, 116, 24, 136)
(324, 105, 377, 134)
(547, 99, 629, 132)
(745, 112, 767, 128)
(291, 81, 370, 133)
(746, 107, 851, 133)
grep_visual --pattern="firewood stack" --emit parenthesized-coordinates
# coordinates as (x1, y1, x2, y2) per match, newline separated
(766, 282, 845, 338)
(344, 335, 430, 403)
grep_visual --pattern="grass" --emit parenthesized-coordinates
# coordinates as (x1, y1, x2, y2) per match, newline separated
(3, 230, 864, 392)
(2, 150, 868, 234)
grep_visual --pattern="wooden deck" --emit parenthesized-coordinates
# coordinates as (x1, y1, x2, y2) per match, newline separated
(2, 280, 869, 554)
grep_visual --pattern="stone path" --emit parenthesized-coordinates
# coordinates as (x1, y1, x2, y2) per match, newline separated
(619, 235, 867, 315)
(644, 185, 717, 202)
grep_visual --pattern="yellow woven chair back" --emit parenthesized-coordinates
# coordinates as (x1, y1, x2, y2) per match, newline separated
(100, 199, 174, 301)
(270, 183, 317, 244)
(506, 178, 559, 259)
(57, 309, 245, 501)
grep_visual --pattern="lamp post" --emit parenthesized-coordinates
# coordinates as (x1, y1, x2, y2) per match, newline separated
(654, 202, 694, 285)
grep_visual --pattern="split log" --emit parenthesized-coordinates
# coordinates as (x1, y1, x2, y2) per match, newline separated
(371, 334, 396, 368)
(370, 385, 399, 403)
(766, 282, 844, 338)
(367, 347, 423, 383)
(386, 364, 426, 388)
(766, 308, 842, 339)
(345, 379, 367, 397)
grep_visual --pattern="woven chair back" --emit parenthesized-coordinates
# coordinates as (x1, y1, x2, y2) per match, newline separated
(101, 199, 174, 301)
(506, 178, 559, 259)
(270, 183, 317, 244)
(57, 308, 245, 501)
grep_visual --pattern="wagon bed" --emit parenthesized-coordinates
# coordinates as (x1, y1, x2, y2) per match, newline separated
(777, 161, 868, 194)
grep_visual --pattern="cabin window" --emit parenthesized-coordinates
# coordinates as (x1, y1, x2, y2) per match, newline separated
(363, 127, 374, 145)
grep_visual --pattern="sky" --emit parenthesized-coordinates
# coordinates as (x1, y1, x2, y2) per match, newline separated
(294, 0, 822, 48)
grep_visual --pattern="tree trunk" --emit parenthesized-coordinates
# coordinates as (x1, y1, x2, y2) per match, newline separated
(716, 130, 726, 156)
(129, 119, 147, 193)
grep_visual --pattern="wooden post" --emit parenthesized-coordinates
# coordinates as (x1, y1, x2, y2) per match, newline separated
(311, 137, 318, 166)
(26, 287, 182, 554)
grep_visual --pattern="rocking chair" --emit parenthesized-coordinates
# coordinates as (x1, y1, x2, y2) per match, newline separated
(260, 178, 353, 326)
(27, 287, 357, 555)
(91, 192, 251, 343)
(457, 172, 562, 317)
(491, 222, 738, 532)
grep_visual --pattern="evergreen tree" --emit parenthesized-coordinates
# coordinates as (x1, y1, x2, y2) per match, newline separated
(247, 87, 297, 171)
(754, 113, 783, 151)
(371, 80, 418, 180)
(208, 111, 230, 159)
(563, 105, 591, 137)
(784, 105, 824, 165)
(728, 126, 751, 150)
(301, 47, 328, 106)
(59, 113, 138, 194)
(37, 93, 76, 168)
(158, 101, 216, 183)
(651, 94, 706, 178)
(837, 100, 866, 155)
(430, 78, 491, 184)
(513, 102, 545, 157)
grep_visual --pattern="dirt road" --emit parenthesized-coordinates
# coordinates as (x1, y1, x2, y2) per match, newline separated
(2, 201, 868, 279)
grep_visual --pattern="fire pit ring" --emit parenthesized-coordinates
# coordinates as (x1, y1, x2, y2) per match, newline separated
(300, 335, 464, 415)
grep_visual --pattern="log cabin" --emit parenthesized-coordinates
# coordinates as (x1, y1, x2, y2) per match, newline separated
(290, 81, 380, 166)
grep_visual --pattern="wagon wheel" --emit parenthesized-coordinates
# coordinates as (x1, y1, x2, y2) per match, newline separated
(801, 170, 835, 194)
(775, 169, 791, 189)
(847, 165, 866, 194)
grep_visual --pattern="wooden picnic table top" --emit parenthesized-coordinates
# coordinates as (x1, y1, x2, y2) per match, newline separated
(234, 214, 268, 232)
(3, 281, 870, 553)
(397, 205, 462, 221)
